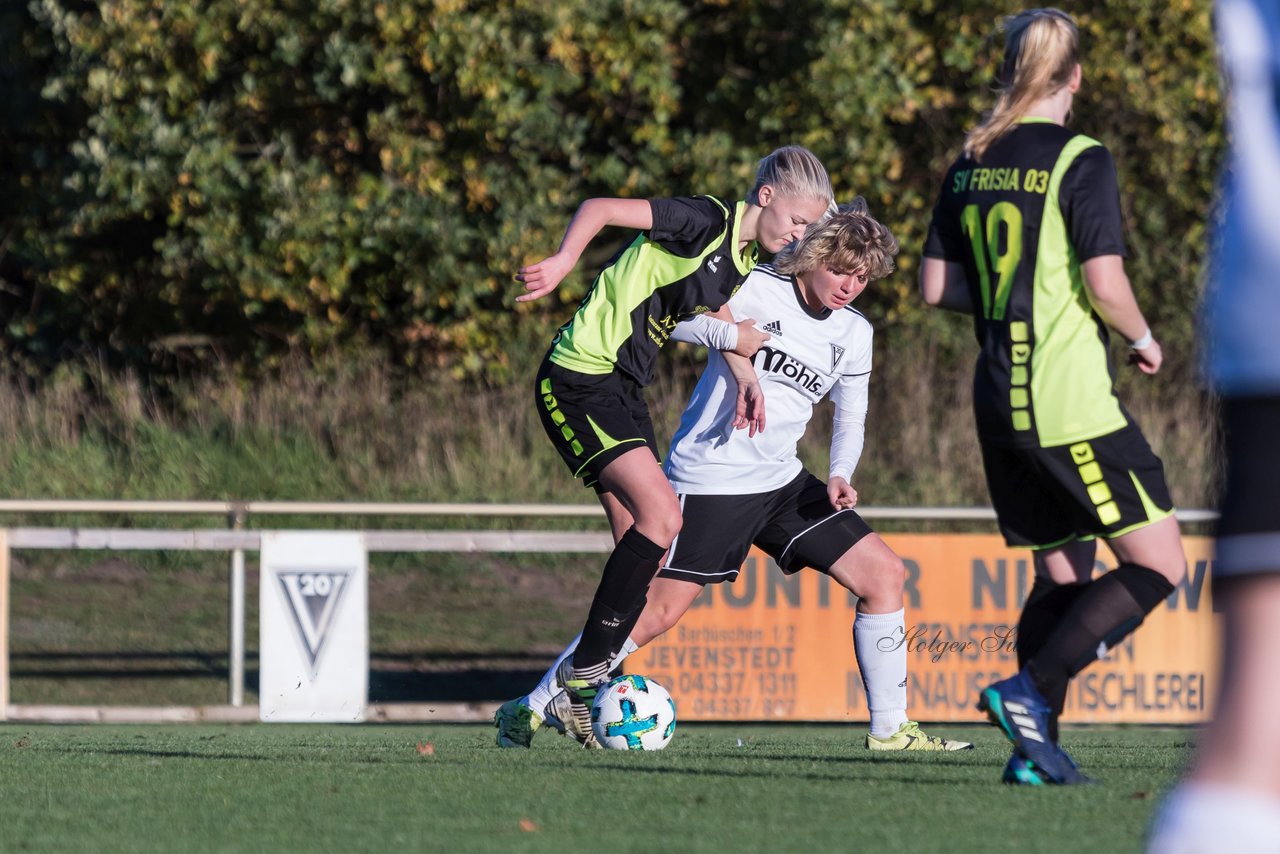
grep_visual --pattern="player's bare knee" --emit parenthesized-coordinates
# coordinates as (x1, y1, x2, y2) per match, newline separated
(866, 556, 906, 606)
(633, 509, 681, 548)
(651, 508, 683, 546)
(881, 553, 907, 591)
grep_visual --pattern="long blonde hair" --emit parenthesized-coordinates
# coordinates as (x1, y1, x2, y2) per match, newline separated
(965, 8, 1079, 161)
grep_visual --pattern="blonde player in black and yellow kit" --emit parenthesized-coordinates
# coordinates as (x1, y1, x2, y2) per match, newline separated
(515, 147, 834, 742)
(920, 9, 1187, 785)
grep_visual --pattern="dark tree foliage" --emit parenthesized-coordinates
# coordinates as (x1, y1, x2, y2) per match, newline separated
(0, 0, 1221, 381)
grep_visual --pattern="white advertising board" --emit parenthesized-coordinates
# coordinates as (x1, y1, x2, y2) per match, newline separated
(259, 532, 368, 722)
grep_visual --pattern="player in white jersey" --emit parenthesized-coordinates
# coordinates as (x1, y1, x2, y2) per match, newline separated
(663, 262, 872, 509)
(495, 203, 973, 752)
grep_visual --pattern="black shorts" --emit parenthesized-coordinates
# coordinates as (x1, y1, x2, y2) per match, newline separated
(657, 471, 874, 584)
(535, 359, 660, 490)
(1216, 396, 1280, 577)
(980, 424, 1175, 549)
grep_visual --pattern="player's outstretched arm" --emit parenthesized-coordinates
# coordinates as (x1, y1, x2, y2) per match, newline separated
(671, 311, 771, 357)
(1080, 254, 1163, 375)
(515, 198, 654, 303)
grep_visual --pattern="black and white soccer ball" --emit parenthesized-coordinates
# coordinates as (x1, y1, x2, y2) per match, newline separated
(590, 674, 676, 751)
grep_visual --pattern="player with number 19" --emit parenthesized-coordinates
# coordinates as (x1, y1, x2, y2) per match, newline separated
(919, 8, 1187, 785)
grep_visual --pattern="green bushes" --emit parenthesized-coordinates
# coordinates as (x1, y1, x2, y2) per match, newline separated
(0, 1, 1220, 381)
(0, 1, 1222, 505)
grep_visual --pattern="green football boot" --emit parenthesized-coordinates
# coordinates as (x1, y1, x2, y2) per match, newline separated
(549, 658, 606, 749)
(493, 698, 543, 749)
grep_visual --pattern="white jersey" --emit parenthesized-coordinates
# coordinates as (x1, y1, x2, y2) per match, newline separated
(665, 264, 873, 495)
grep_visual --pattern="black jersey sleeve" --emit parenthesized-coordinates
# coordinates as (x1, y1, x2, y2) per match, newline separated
(922, 170, 965, 260)
(1059, 145, 1128, 261)
(647, 196, 731, 258)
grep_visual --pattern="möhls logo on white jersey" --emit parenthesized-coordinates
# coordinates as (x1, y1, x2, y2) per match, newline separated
(276, 569, 354, 674)
(755, 346, 827, 395)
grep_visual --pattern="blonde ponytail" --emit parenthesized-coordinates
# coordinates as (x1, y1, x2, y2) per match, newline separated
(965, 8, 1079, 161)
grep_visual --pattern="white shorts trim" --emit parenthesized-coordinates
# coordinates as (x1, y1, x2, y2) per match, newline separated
(777, 507, 853, 566)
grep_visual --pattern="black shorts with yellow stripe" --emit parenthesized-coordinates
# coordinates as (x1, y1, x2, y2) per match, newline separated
(980, 424, 1175, 549)
(535, 358, 660, 491)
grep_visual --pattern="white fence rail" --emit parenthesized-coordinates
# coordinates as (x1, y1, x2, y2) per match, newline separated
(0, 500, 1218, 720)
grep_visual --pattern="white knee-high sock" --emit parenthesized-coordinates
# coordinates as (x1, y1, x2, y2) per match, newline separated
(526, 633, 580, 716)
(525, 635, 639, 717)
(611, 637, 639, 669)
(853, 608, 908, 737)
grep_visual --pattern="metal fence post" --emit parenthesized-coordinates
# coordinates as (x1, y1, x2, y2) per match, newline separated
(1, 529, 8, 720)
(228, 507, 246, 707)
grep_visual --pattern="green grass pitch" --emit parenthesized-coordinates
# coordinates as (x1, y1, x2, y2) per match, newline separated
(0, 723, 1191, 852)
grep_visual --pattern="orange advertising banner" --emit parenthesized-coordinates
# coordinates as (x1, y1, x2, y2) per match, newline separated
(625, 534, 1219, 724)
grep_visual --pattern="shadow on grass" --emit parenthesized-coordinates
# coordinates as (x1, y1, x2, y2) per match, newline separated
(10, 651, 555, 703)
(475, 751, 997, 788)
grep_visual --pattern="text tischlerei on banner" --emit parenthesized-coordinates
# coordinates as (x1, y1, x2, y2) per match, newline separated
(627, 534, 1218, 724)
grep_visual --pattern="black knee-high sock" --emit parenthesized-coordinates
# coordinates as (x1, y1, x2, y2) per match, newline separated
(1016, 577, 1090, 668)
(609, 598, 648, 665)
(1028, 563, 1174, 724)
(573, 527, 666, 667)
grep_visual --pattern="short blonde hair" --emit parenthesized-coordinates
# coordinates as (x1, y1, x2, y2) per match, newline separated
(965, 8, 1079, 161)
(747, 145, 834, 206)
(773, 199, 898, 280)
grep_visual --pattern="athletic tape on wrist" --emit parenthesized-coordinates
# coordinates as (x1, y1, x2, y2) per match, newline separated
(1128, 328, 1153, 351)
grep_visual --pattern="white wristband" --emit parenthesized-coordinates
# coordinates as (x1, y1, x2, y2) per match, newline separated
(1128, 328, 1153, 351)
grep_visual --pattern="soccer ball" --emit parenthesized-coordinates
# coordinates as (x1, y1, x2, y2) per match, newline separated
(590, 674, 677, 751)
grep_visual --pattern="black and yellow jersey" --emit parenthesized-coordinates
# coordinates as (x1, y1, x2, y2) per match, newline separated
(548, 196, 758, 386)
(924, 119, 1130, 447)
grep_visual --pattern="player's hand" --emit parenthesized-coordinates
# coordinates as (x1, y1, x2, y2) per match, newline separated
(1128, 338, 1162, 375)
(827, 477, 858, 510)
(733, 379, 766, 437)
(515, 253, 575, 303)
(732, 318, 770, 358)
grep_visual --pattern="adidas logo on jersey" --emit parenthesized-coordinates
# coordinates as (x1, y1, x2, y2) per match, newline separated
(706, 255, 722, 273)
(761, 320, 782, 336)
